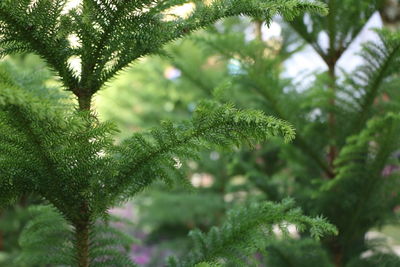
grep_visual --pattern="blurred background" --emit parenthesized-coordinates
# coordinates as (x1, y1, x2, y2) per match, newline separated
(1, 0, 400, 266)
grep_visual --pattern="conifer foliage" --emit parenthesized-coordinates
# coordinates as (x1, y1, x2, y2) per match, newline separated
(143, 1, 400, 265)
(0, 65, 301, 266)
(0, 0, 334, 266)
(0, 0, 327, 109)
(168, 199, 336, 266)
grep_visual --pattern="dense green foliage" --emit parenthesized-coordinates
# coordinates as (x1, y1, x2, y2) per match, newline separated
(167, 199, 336, 266)
(17, 205, 137, 266)
(0, 0, 337, 266)
(95, 1, 400, 266)
(0, 0, 327, 109)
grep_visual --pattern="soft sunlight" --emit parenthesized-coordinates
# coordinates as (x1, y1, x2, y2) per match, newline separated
(163, 3, 196, 21)
(63, 0, 81, 14)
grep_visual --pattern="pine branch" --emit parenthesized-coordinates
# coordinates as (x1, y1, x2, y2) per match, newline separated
(109, 101, 295, 199)
(78, 0, 142, 89)
(100, 0, 327, 87)
(16, 205, 75, 266)
(351, 29, 400, 133)
(167, 199, 337, 266)
(0, 0, 79, 89)
(318, 112, 400, 255)
(0, 73, 64, 205)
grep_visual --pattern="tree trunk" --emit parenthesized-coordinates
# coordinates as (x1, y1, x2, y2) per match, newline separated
(327, 62, 337, 175)
(254, 20, 263, 42)
(75, 222, 90, 267)
(326, 0, 338, 178)
(74, 92, 93, 266)
(78, 94, 92, 111)
(75, 202, 90, 267)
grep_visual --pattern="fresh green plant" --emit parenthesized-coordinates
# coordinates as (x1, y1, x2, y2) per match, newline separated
(0, 54, 69, 265)
(0, 0, 337, 266)
(196, 2, 400, 266)
(99, 1, 400, 265)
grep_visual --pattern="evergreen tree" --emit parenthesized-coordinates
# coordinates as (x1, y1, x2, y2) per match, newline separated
(0, 0, 336, 266)
(95, 17, 307, 264)
(98, 1, 400, 266)
(0, 54, 69, 265)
